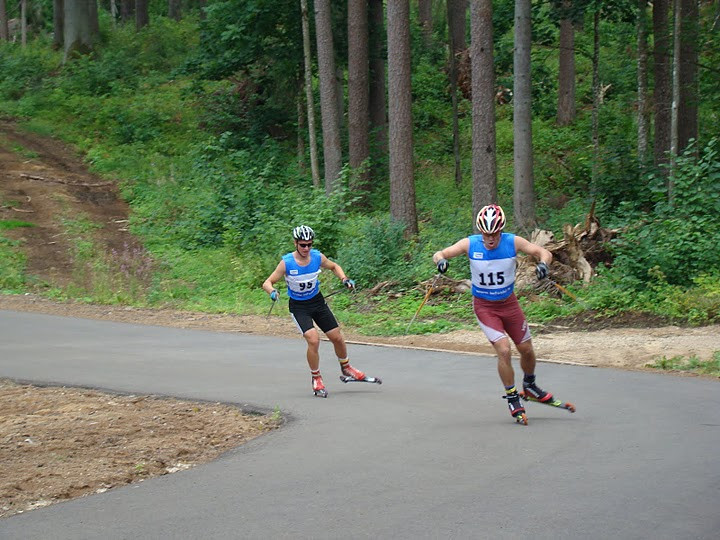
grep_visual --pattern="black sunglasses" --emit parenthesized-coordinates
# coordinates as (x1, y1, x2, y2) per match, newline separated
(297, 242, 313, 248)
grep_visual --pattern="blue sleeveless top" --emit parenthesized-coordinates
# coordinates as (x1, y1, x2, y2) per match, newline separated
(467, 233, 517, 300)
(283, 249, 322, 300)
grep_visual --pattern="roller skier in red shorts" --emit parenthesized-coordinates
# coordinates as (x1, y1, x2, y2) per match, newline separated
(432, 205, 556, 424)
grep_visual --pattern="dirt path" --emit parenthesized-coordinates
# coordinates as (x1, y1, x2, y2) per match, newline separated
(1, 119, 718, 520)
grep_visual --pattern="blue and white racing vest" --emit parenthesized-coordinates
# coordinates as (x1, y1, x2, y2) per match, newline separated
(283, 249, 322, 300)
(468, 233, 516, 300)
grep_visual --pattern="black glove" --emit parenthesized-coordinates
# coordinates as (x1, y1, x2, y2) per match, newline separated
(437, 258, 449, 274)
(342, 278, 356, 290)
(535, 262, 549, 280)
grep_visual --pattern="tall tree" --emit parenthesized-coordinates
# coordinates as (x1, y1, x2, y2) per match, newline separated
(418, 0, 433, 46)
(368, 0, 387, 181)
(447, 0, 466, 187)
(0, 0, 8, 41)
(513, 0, 535, 232)
(121, 0, 134, 23)
(556, 0, 576, 126)
(300, 0, 321, 187)
(387, 0, 418, 236)
(470, 0, 497, 216)
(136, 0, 148, 30)
(653, 0, 672, 167)
(348, 0, 370, 197)
(21, 0, 27, 47)
(677, 0, 698, 153)
(448, 0, 467, 51)
(63, 0, 99, 61)
(315, 0, 343, 193)
(591, 2, 600, 188)
(169, 0, 182, 21)
(53, 0, 64, 50)
(637, 0, 650, 166)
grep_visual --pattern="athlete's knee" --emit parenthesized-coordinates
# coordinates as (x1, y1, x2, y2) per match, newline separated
(492, 338, 512, 360)
(325, 327, 343, 343)
(516, 339, 535, 357)
(304, 331, 320, 349)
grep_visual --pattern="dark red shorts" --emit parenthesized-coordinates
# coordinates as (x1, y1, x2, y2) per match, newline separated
(473, 293, 531, 345)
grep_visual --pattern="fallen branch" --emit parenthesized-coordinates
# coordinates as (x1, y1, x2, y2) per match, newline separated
(19, 173, 112, 188)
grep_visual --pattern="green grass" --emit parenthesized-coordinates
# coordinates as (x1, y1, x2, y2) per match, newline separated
(647, 351, 720, 377)
(0, 219, 35, 230)
(11, 143, 39, 159)
(0, 235, 27, 291)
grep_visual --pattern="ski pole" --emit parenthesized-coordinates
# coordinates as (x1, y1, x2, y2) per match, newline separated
(266, 298, 277, 319)
(405, 274, 441, 335)
(548, 279, 591, 309)
(324, 289, 343, 299)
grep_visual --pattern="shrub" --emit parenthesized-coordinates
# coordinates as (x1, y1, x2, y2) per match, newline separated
(611, 138, 720, 285)
(336, 215, 414, 288)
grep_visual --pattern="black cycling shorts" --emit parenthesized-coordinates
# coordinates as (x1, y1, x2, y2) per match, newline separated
(288, 293, 339, 334)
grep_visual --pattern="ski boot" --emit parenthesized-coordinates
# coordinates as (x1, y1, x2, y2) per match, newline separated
(340, 361, 366, 381)
(519, 385, 576, 413)
(339, 361, 383, 385)
(503, 391, 528, 425)
(522, 380, 553, 404)
(312, 375, 328, 398)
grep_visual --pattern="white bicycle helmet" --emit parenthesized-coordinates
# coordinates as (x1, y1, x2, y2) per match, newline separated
(476, 204, 506, 234)
(292, 225, 315, 241)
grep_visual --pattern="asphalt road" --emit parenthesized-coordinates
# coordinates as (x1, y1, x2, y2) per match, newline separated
(1, 310, 718, 540)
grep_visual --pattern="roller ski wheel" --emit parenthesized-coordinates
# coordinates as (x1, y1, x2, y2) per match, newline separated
(314, 388, 328, 398)
(515, 412, 528, 426)
(339, 375, 382, 385)
(519, 391, 576, 413)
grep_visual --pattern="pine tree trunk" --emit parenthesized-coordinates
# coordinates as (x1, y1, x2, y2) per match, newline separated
(387, 0, 418, 236)
(418, 0, 432, 46)
(21, 0, 27, 47)
(0, 0, 8, 41)
(300, 0, 321, 187)
(677, 0, 698, 154)
(447, 0, 466, 187)
(53, 0, 64, 49)
(557, 1, 576, 126)
(471, 0, 497, 217)
(168, 0, 181, 21)
(136, 0, 149, 30)
(63, 0, 98, 61)
(368, 0, 387, 182)
(348, 0, 370, 197)
(513, 0, 535, 232)
(637, 0, 650, 167)
(591, 5, 600, 190)
(653, 0, 672, 168)
(448, 0, 467, 51)
(314, 0, 343, 193)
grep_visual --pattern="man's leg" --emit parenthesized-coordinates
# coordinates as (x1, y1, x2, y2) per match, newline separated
(303, 328, 321, 371)
(324, 327, 347, 359)
(491, 336, 515, 387)
(516, 338, 553, 402)
(516, 339, 537, 376)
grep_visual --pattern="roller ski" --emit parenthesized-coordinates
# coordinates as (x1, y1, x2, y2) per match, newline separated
(338, 362, 382, 385)
(312, 375, 328, 398)
(519, 381, 575, 413)
(503, 392, 528, 425)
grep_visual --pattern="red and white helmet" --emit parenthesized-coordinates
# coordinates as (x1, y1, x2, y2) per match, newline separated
(292, 225, 315, 241)
(476, 204, 506, 234)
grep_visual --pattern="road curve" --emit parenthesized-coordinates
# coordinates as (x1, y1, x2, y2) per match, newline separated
(1, 310, 718, 539)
